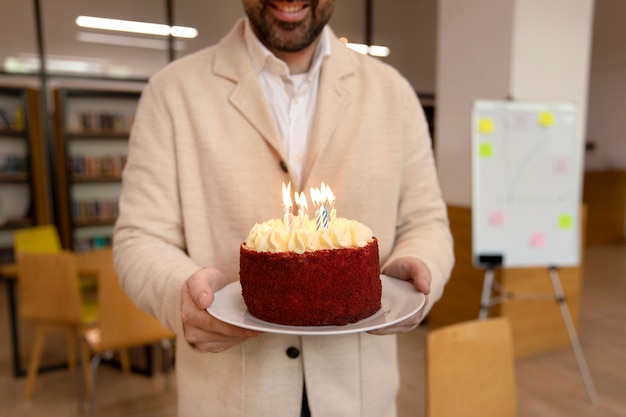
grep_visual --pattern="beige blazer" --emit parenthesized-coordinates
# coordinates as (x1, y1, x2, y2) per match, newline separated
(113, 18, 454, 417)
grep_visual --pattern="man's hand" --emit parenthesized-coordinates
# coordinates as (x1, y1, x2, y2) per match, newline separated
(181, 268, 260, 352)
(368, 256, 431, 335)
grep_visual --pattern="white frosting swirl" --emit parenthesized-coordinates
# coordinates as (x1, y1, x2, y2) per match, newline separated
(244, 216, 374, 253)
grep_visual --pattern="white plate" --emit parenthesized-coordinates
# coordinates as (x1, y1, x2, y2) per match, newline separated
(207, 275, 425, 336)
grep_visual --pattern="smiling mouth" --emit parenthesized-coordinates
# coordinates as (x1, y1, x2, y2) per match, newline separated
(270, 2, 310, 13)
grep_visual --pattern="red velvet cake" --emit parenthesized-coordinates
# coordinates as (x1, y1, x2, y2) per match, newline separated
(239, 183, 382, 326)
(240, 238, 381, 326)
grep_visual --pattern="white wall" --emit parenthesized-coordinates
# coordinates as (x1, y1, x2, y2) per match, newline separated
(510, 0, 594, 137)
(434, 0, 515, 206)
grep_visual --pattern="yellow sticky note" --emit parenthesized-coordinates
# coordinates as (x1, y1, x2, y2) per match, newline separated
(478, 118, 494, 134)
(558, 214, 573, 229)
(479, 142, 493, 158)
(538, 111, 555, 127)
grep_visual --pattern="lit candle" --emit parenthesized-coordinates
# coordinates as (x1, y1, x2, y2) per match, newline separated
(282, 182, 294, 233)
(321, 206, 329, 229)
(310, 186, 323, 230)
(324, 183, 336, 221)
(295, 191, 309, 227)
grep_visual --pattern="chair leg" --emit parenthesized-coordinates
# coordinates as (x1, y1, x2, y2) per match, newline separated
(89, 354, 102, 417)
(66, 328, 77, 373)
(119, 349, 131, 374)
(80, 341, 92, 398)
(23, 326, 47, 400)
(162, 339, 174, 392)
(76, 338, 85, 415)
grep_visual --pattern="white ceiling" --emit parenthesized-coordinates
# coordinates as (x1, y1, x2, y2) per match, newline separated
(0, 0, 624, 95)
(0, 0, 369, 80)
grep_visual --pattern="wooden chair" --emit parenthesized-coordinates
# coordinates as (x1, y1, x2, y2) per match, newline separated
(80, 265, 175, 417)
(70, 246, 135, 378)
(17, 251, 98, 400)
(14, 225, 97, 296)
(426, 317, 517, 417)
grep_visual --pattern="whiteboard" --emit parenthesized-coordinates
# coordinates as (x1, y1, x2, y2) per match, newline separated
(471, 100, 582, 268)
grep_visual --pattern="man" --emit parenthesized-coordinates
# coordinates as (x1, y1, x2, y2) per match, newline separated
(113, 1, 454, 416)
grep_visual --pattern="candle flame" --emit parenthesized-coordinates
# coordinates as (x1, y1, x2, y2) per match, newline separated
(295, 191, 308, 214)
(323, 183, 335, 206)
(310, 187, 322, 207)
(282, 182, 293, 210)
(311, 182, 334, 207)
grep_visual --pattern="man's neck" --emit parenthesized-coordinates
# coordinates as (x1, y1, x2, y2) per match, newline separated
(270, 37, 321, 75)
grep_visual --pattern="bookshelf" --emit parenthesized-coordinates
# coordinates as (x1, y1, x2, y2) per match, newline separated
(0, 86, 51, 262)
(53, 88, 139, 250)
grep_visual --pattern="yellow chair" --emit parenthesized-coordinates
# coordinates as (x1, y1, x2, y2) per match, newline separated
(13, 224, 62, 253)
(14, 224, 98, 300)
(81, 265, 175, 416)
(426, 317, 517, 417)
(17, 251, 98, 400)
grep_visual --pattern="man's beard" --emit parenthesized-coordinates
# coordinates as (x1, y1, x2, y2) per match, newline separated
(245, 1, 334, 52)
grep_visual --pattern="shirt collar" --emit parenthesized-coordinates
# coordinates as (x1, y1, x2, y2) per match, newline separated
(244, 17, 331, 79)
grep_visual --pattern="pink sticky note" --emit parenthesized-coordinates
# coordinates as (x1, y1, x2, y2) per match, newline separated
(489, 210, 506, 226)
(530, 232, 545, 248)
(554, 158, 570, 174)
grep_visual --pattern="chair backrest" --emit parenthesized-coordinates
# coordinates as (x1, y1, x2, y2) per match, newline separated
(426, 317, 517, 417)
(90, 265, 174, 352)
(75, 247, 113, 269)
(14, 225, 62, 253)
(17, 251, 84, 325)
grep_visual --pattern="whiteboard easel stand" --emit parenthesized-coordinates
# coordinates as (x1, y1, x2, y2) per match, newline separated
(478, 263, 598, 404)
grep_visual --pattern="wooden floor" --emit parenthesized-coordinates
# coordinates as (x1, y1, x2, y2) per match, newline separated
(1, 244, 624, 416)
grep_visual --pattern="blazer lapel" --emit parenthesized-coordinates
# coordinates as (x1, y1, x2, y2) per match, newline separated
(213, 19, 284, 157)
(302, 35, 356, 186)
(230, 73, 284, 155)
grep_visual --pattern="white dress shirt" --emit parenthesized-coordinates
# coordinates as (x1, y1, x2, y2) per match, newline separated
(244, 18, 331, 189)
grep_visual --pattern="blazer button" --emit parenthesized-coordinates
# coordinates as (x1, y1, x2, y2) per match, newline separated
(279, 160, 289, 173)
(286, 346, 300, 359)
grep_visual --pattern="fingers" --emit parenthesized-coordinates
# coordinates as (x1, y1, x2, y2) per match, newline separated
(368, 322, 419, 336)
(367, 316, 422, 335)
(367, 294, 429, 336)
(384, 257, 416, 280)
(186, 268, 227, 309)
(412, 268, 431, 295)
(186, 318, 260, 353)
(385, 257, 432, 295)
(181, 268, 261, 353)
(189, 316, 260, 353)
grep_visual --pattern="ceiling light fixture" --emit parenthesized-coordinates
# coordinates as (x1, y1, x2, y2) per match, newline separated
(340, 38, 391, 58)
(75, 16, 198, 39)
(343, 0, 391, 58)
(3, 53, 112, 76)
(366, 45, 391, 57)
(76, 32, 187, 51)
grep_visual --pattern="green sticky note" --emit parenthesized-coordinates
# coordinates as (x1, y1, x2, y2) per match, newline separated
(479, 142, 493, 158)
(478, 118, 494, 134)
(558, 214, 573, 229)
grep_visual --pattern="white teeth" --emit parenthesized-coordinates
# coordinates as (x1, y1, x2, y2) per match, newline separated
(276, 5, 304, 13)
